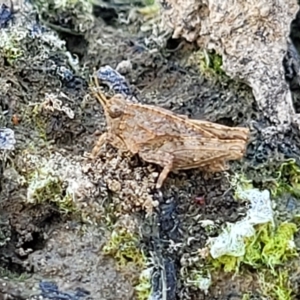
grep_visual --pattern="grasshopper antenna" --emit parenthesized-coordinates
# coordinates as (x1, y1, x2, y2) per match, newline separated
(89, 69, 111, 121)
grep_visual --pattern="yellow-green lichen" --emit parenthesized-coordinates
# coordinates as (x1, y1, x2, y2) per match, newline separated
(135, 267, 153, 300)
(102, 227, 151, 298)
(102, 227, 146, 270)
(210, 222, 297, 273)
(259, 269, 293, 300)
(27, 168, 77, 214)
(0, 30, 25, 65)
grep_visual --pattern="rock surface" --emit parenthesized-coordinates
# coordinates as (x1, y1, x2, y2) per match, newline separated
(161, 0, 299, 127)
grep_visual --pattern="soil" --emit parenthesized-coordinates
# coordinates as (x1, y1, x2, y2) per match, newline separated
(0, 1, 300, 299)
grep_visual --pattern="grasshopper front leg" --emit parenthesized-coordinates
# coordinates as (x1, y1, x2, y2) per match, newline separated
(138, 149, 174, 189)
(91, 131, 131, 159)
(90, 132, 108, 159)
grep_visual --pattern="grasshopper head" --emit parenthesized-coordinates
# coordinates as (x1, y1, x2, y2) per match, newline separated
(106, 94, 127, 119)
(90, 73, 127, 119)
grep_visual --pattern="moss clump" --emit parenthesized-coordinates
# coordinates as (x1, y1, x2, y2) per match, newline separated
(206, 172, 300, 299)
(209, 222, 298, 299)
(245, 222, 297, 270)
(27, 168, 76, 214)
(102, 227, 146, 270)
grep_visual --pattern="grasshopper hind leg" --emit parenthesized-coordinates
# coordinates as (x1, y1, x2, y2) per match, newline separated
(156, 163, 173, 189)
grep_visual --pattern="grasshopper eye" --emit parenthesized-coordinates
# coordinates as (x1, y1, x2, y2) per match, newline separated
(108, 105, 123, 118)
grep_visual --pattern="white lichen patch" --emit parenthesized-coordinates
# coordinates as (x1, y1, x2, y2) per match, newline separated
(161, 0, 299, 127)
(207, 188, 274, 259)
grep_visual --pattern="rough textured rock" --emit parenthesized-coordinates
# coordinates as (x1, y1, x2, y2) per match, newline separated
(160, 0, 299, 127)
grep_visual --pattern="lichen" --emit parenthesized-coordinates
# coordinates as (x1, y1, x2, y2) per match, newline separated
(206, 173, 299, 300)
(27, 168, 77, 214)
(101, 221, 158, 300)
(102, 227, 146, 270)
(0, 29, 25, 65)
(134, 267, 153, 300)
(259, 270, 293, 300)
(211, 222, 298, 273)
(185, 269, 212, 294)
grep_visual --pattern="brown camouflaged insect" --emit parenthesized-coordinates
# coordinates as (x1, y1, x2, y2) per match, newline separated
(90, 74, 250, 189)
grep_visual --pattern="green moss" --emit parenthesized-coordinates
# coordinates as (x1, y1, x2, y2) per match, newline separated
(25, 104, 48, 141)
(242, 293, 250, 300)
(245, 222, 297, 270)
(143, 0, 156, 5)
(209, 221, 298, 299)
(102, 228, 146, 270)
